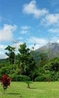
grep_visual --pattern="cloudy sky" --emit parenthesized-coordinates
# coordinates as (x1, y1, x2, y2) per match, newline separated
(0, 0, 59, 59)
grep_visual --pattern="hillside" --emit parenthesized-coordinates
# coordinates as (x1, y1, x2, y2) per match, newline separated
(35, 42, 59, 59)
(0, 42, 59, 63)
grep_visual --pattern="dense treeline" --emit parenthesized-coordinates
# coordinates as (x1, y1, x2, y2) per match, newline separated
(0, 43, 59, 81)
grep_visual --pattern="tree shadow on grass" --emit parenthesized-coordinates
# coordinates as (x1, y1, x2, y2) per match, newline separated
(29, 87, 36, 89)
(7, 93, 22, 97)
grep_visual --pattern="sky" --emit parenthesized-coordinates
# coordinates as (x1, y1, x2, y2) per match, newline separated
(0, 0, 59, 59)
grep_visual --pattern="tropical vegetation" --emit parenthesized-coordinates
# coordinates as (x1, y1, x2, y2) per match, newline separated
(0, 43, 59, 82)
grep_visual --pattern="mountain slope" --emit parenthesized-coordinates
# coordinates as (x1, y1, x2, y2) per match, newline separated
(35, 42, 59, 60)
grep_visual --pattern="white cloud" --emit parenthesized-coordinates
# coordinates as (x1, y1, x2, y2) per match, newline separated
(57, 40, 59, 43)
(12, 37, 23, 44)
(0, 51, 7, 59)
(23, 0, 48, 18)
(48, 28, 59, 33)
(28, 36, 48, 49)
(23, 0, 59, 28)
(0, 44, 7, 59)
(18, 37, 23, 40)
(41, 14, 59, 26)
(0, 42, 24, 59)
(20, 25, 31, 34)
(0, 44, 6, 50)
(13, 41, 23, 49)
(47, 36, 59, 43)
(0, 24, 17, 41)
(21, 25, 31, 30)
(28, 36, 47, 44)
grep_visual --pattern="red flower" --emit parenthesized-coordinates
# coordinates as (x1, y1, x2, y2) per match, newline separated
(1, 75, 11, 90)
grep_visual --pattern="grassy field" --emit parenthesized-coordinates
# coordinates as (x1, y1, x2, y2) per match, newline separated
(0, 82, 59, 98)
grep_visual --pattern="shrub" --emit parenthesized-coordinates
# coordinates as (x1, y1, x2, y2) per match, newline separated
(1, 74, 11, 93)
(50, 72, 59, 81)
(9, 74, 31, 81)
(25, 81, 32, 88)
(35, 75, 46, 81)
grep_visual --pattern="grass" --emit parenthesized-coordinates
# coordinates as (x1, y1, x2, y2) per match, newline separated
(0, 82, 59, 98)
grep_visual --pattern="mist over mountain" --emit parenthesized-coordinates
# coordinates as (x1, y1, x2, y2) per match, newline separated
(34, 42, 59, 60)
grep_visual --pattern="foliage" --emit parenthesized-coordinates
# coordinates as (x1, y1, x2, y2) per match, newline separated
(38, 53, 48, 67)
(5, 45, 15, 64)
(50, 62, 59, 72)
(0, 43, 59, 82)
(18, 43, 36, 80)
(35, 75, 46, 81)
(9, 74, 31, 81)
(1, 74, 11, 92)
(25, 81, 32, 88)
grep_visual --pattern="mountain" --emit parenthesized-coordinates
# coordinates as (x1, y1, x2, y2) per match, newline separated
(34, 42, 59, 60)
(0, 42, 59, 63)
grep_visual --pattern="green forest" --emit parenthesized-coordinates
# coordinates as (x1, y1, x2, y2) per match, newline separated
(0, 43, 59, 82)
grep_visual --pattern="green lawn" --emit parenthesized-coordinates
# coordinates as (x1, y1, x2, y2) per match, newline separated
(0, 82, 59, 98)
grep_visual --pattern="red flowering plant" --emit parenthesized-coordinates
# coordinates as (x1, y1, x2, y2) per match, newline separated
(1, 74, 11, 93)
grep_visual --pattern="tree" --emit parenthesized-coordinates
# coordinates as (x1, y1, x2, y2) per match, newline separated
(50, 62, 59, 72)
(5, 45, 15, 64)
(39, 53, 47, 67)
(18, 43, 36, 80)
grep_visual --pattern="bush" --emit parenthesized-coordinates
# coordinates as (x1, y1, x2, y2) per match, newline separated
(1, 74, 11, 92)
(9, 74, 31, 81)
(0, 74, 2, 80)
(34, 73, 51, 82)
(35, 75, 46, 82)
(49, 72, 59, 81)
(25, 81, 32, 88)
(0, 67, 10, 75)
